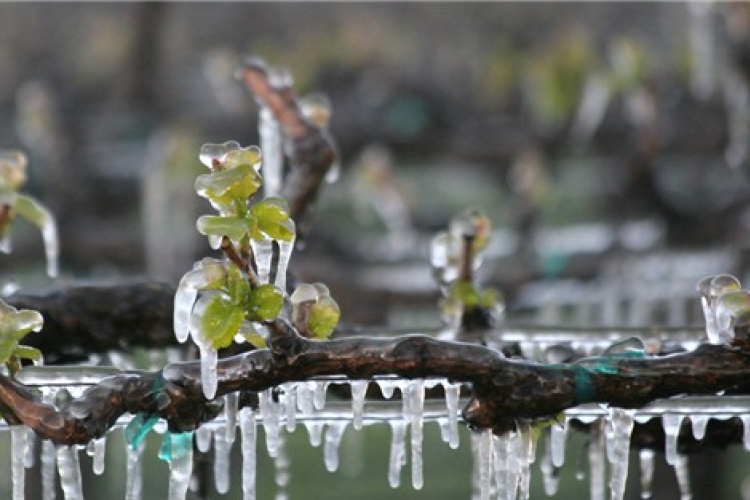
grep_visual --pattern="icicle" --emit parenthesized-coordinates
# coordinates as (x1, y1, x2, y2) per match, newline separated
(199, 344, 218, 400)
(125, 441, 145, 500)
(639, 448, 655, 499)
(742, 415, 750, 450)
(56, 445, 84, 500)
(491, 432, 511, 500)
(165, 433, 194, 500)
(478, 429, 493, 500)
(195, 425, 213, 453)
(516, 422, 535, 500)
(261, 390, 281, 458)
(444, 381, 461, 449)
(24, 428, 36, 469)
(250, 238, 274, 284)
(351, 380, 368, 431)
(274, 432, 290, 500)
(313, 381, 328, 410)
(673, 454, 692, 500)
(690, 415, 709, 441)
(305, 422, 325, 447)
(662, 413, 684, 466)
(240, 408, 258, 500)
(284, 384, 297, 432)
(297, 382, 314, 415)
(274, 235, 295, 292)
(324, 422, 348, 473)
(388, 421, 407, 488)
(259, 106, 283, 198)
(408, 379, 425, 490)
(173, 269, 202, 343)
(11, 426, 27, 500)
(608, 408, 635, 500)
(225, 392, 239, 444)
(214, 431, 231, 494)
(41, 439, 56, 500)
(540, 429, 560, 496)
(40, 208, 59, 278)
(589, 420, 606, 500)
(86, 437, 106, 475)
(551, 417, 568, 467)
(377, 378, 398, 400)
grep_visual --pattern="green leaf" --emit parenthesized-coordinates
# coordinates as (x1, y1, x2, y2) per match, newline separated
(196, 215, 250, 242)
(0, 335, 18, 366)
(13, 345, 42, 364)
(0, 150, 27, 190)
(247, 284, 284, 322)
(249, 197, 295, 242)
(200, 294, 245, 349)
(307, 296, 340, 339)
(225, 266, 252, 306)
(195, 163, 262, 206)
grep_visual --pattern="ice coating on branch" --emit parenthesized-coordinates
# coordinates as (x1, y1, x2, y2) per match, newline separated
(408, 379, 425, 489)
(41, 440, 56, 500)
(672, 454, 692, 500)
(214, 431, 231, 494)
(351, 380, 368, 430)
(697, 274, 741, 344)
(56, 445, 84, 500)
(662, 413, 684, 466)
(608, 408, 635, 500)
(324, 422, 348, 472)
(551, 417, 568, 467)
(388, 421, 407, 488)
(261, 389, 281, 457)
(87, 437, 106, 475)
(125, 442, 145, 500)
(240, 408, 258, 500)
(444, 380, 461, 449)
(260, 107, 283, 198)
(11, 426, 27, 500)
(251, 238, 274, 284)
(639, 448, 655, 499)
(165, 433, 194, 500)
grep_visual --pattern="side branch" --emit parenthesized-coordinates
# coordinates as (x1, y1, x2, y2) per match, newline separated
(2, 335, 750, 443)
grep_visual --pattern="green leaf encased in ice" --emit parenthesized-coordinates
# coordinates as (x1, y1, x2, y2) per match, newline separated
(200, 294, 245, 349)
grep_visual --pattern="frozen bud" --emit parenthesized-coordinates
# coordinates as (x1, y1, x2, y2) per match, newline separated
(312, 282, 331, 297)
(268, 67, 294, 89)
(0, 150, 27, 190)
(198, 258, 229, 284)
(697, 274, 741, 301)
(601, 336, 646, 358)
(543, 344, 575, 364)
(716, 291, 750, 333)
(199, 141, 241, 168)
(300, 93, 332, 129)
(291, 284, 319, 305)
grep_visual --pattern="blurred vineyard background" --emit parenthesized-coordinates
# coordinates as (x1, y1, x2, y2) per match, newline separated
(2, 2, 750, 499)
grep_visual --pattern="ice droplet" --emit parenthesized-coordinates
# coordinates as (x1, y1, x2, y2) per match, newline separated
(351, 380, 368, 431)
(444, 381, 461, 449)
(11, 426, 27, 500)
(214, 431, 231, 494)
(324, 422, 348, 472)
(388, 420, 407, 488)
(608, 408, 635, 500)
(240, 408, 258, 500)
(56, 445, 84, 500)
(41, 439, 56, 500)
(662, 413, 684, 466)
(639, 448, 655, 499)
(408, 379, 425, 490)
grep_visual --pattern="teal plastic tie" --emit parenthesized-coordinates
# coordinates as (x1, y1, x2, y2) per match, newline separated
(159, 431, 194, 462)
(124, 413, 159, 450)
(573, 365, 596, 404)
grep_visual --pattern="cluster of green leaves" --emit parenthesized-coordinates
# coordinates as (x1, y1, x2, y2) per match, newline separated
(0, 299, 43, 376)
(194, 142, 294, 248)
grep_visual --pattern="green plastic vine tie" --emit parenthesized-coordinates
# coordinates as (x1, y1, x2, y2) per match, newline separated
(124, 413, 160, 450)
(159, 431, 194, 462)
